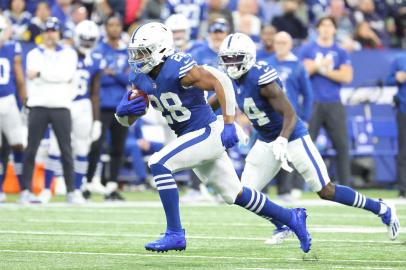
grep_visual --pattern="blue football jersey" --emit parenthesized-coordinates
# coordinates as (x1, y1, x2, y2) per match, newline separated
(0, 41, 22, 98)
(163, 0, 207, 40)
(233, 62, 308, 142)
(74, 52, 106, 101)
(129, 52, 217, 136)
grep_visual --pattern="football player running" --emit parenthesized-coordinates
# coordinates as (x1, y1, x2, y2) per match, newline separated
(0, 15, 26, 203)
(216, 33, 400, 245)
(115, 22, 311, 253)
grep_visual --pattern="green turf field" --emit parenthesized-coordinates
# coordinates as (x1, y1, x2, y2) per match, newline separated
(0, 190, 405, 270)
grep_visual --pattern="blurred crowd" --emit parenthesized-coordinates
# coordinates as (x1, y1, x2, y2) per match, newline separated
(0, 0, 405, 204)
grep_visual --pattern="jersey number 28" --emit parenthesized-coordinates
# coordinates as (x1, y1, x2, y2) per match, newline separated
(149, 92, 191, 124)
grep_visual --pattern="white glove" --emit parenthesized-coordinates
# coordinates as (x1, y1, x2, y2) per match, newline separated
(235, 122, 249, 145)
(91, 120, 102, 142)
(216, 115, 249, 146)
(271, 136, 293, 172)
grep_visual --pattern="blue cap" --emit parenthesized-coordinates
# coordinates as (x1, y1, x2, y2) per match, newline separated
(208, 18, 229, 33)
(45, 17, 61, 31)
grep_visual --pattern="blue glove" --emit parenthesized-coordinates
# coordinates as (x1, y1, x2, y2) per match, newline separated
(116, 92, 147, 117)
(221, 123, 239, 149)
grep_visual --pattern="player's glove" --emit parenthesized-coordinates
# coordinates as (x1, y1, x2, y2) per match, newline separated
(91, 120, 102, 142)
(221, 123, 239, 149)
(271, 136, 293, 172)
(116, 92, 147, 117)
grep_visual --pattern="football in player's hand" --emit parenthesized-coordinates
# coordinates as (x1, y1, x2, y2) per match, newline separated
(127, 89, 149, 125)
(128, 88, 150, 107)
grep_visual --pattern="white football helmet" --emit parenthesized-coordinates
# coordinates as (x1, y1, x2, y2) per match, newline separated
(128, 22, 174, 74)
(165, 14, 190, 50)
(74, 20, 100, 55)
(219, 33, 256, 79)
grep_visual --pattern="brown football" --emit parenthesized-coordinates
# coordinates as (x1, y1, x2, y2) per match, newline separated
(127, 89, 149, 125)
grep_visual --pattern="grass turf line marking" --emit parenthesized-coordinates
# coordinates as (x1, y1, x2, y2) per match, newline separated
(18, 218, 406, 229)
(0, 230, 404, 244)
(0, 249, 405, 264)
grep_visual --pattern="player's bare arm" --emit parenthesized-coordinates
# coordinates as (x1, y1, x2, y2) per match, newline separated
(181, 65, 235, 123)
(207, 94, 220, 111)
(90, 71, 101, 121)
(14, 55, 27, 105)
(260, 81, 297, 139)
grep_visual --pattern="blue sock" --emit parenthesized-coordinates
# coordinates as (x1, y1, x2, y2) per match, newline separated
(235, 187, 293, 225)
(0, 162, 3, 192)
(74, 156, 87, 190)
(150, 163, 182, 233)
(334, 185, 381, 215)
(13, 151, 24, 189)
(44, 169, 54, 189)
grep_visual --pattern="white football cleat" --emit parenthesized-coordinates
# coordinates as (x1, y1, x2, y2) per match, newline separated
(0, 192, 6, 203)
(66, 190, 86, 204)
(379, 199, 400, 240)
(36, 189, 52, 204)
(265, 226, 293, 245)
(18, 190, 31, 205)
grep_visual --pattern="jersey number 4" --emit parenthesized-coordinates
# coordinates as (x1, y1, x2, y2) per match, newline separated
(243, 98, 270, 126)
(149, 92, 191, 124)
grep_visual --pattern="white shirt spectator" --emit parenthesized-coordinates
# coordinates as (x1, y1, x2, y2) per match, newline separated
(26, 44, 78, 108)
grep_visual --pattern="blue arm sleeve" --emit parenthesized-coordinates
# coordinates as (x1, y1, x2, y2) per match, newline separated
(386, 58, 399, 86)
(298, 64, 314, 122)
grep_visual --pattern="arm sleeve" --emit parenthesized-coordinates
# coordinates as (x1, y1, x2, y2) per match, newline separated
(257, 65, 279, 87)
(338, 48, 351, 67)
(298, 64, 313, 122)
(177, 54, 197, 79)
(113, 72, 130, 86)
(40, 48, 78, 83)
(386, 58, 399, 86)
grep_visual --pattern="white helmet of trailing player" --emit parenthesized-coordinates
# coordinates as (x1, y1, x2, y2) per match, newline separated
(128, 22, 174, 74)
(219, 33, 256, 79)
(165, 14, 190, 50)
(74, 20, 100, 55)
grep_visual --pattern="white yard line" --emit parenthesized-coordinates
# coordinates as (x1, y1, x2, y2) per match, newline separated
(0, 199, 405, 208)
(0, 229, 404, 243)
(0, 249, 404, 265)
(18, 218, 406, 230)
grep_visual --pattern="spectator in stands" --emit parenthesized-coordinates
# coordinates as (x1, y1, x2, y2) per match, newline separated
(51, 0, 72, 28)
(353, 21, 384, 49)
(267, 31, 313, 201)
(0, 15, 27, 203)
(207, 0, 234, 33)
(307, 0, 330, 25)
(162, 0, 208, 40)
(386, 54, 406, 198)
(25, 1, 51, 45)
(143, 0, 164, 21)
(85, 14, 129, 201)
(232, 0, 261, 42)
(4, 0, 32, 41)
(300, 16, 353, 186)
(327, 0, 354, 45)
(256, 25, 276, 61)
(271, 0, 308, 45)
(22, 17, 77, 204)
(351, 0, 388, 46)
(189, 18, 229, 67)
